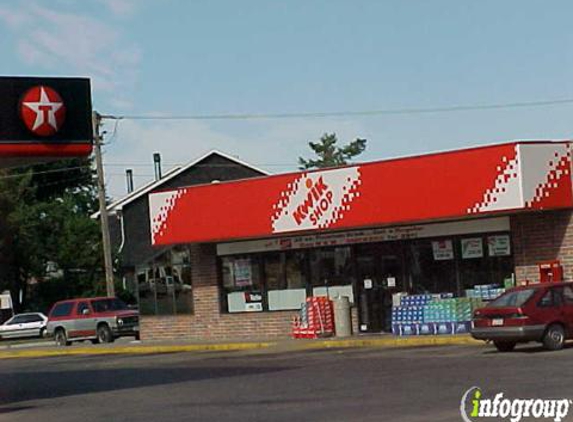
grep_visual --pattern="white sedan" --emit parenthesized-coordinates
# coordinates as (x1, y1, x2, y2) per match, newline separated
(0, 313, 48, 339)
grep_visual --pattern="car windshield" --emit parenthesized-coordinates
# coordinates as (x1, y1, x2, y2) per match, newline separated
(91, 298, 128, 313)
(487, 288, 537, 308)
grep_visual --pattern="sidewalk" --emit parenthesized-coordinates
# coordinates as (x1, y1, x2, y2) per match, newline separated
(0, 334, 483, 359)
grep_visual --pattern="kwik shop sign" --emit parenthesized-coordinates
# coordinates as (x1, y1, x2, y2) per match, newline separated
(149, 142, 573, 246)
(271, 166, 362, 232)
(0, 77, 93, 159)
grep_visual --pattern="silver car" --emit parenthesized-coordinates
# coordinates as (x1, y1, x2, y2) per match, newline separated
(0, 313, 48, 340)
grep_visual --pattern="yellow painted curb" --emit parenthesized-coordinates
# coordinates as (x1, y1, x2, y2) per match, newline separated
(0, 342, 275, 360)
(302, 335, 482, 350)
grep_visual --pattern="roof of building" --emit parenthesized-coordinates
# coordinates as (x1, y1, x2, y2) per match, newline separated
(92, 150, 269, 218)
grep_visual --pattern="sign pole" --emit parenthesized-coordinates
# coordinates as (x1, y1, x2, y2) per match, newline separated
(92, 111, 115, 297)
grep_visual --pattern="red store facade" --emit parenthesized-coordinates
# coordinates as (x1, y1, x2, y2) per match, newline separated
(140, 141, 573, 340)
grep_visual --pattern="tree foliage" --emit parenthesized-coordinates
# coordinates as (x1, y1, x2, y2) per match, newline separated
(0, 158, 106, 313)
(298, 133, 367, 169)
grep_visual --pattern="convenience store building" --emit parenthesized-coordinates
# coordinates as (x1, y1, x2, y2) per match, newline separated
(141, 141, 573, 339)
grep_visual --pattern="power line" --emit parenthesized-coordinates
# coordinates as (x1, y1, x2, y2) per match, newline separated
(103, 97, 573, 121)
(0, 165, 93, 180)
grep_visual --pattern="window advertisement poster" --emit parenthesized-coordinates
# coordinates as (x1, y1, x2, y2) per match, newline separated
(488, 235, 511, 256)
(233, 259, 253, 287)
(244, 292, 263, 312)
(432, 240, 454, 261)
(461, 238, 483, 259)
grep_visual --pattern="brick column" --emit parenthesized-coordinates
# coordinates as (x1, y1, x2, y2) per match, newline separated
(189, 243, 220, 320)
(511, 210, 573, 284)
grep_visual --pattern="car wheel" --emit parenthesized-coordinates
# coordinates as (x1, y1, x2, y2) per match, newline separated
(543, 324, 566, 351)
(54, 329, 71, 347)
(39, 328, 46, 338)
(97, 324, 113, 344)
(493, 341, 516, 352)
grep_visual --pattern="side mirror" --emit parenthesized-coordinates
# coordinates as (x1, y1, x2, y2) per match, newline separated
(82, 309, 90, 315)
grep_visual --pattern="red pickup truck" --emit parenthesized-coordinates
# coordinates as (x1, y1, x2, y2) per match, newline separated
(46, 297, 139, 346)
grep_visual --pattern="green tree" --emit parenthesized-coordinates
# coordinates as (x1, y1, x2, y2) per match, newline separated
(0, 158, 106, 313)
(298, 133, 367, 169)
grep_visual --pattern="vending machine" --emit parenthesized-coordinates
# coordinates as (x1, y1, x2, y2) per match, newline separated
(538, 260, 563, 283)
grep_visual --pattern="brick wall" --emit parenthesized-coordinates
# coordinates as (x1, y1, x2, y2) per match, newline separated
(512, 210, 573, 284)
(142, 243, 358, 340)
(142, 210, 573, 340)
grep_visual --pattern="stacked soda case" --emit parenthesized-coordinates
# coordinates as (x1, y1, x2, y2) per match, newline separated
(391, 306, 424, 324)
(465, 284, 506, 301)
(292, 296, 334, 339)
(392, 294, 483, 336)
(423, 298, 483, 323)
(400, 294, 433, 307)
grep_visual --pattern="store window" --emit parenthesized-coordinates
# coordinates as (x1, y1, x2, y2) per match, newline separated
(137, 247, 193, 316)
(406, 239, 457, 294)
(221, 256, 264, 313)
(458, 234, 513, 292)
(309, 247, 354, 302)
(171, 246, 193, 314)
(265, 252, 307, 311)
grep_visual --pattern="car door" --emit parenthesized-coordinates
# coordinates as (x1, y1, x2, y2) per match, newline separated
(73, 301, 96, 338)
(0, 315, 24, 339)
(18, 315, 40, 338)
(560, 285, 573, 338)
(24, 314, 45, 337)
(537, 287, 565, 327)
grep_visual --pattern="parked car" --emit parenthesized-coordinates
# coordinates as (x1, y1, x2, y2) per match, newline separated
(46, 297, 139, 346)
(0, 312, 48, 340)
(471, 282, 573, 352)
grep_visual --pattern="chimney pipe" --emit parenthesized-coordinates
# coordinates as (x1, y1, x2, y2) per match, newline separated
(126, 169, 134, 194)
(153, 153, 162, 181)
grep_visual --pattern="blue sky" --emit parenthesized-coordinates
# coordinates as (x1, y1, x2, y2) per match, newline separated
(2, 0, 573, 198)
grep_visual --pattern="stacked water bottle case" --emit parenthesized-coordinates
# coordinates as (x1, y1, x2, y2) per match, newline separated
(391, 293, 489, 336)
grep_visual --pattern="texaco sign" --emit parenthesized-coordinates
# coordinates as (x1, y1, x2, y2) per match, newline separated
(0, 77, 92, 164)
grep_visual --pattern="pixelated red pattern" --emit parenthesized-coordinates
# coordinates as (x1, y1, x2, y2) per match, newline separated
(152, 142, 571, 246)
(527, 153, 573, 210)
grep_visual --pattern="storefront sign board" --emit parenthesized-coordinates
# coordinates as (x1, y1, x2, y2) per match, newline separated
(217, 217, 510, 256)
(150, 142, 573, 246)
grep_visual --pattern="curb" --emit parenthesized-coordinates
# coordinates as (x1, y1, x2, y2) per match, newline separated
(0, 342, 276, 359)
(303, 335, 482, 350)
(0, 335, 483, 359)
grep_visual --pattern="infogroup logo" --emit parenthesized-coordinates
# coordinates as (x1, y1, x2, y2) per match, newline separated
(460, 387, 572, 422)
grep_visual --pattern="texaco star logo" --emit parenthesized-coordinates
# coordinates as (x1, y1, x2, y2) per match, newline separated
(19, 85, 66, 137)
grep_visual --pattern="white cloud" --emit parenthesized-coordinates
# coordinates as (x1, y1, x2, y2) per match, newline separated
(96, 0, 137, 17)
(0, 1, 141, 104)
(0, 6, 31, 28)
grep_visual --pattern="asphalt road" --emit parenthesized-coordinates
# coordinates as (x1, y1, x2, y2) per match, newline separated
(1, 343, 573, 422)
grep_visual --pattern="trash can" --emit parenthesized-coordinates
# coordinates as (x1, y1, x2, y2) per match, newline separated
(333, 296, 352, 337)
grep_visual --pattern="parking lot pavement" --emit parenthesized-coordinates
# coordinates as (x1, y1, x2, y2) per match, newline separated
(1, 343, 573, 422)
(0, 338, 52, 350)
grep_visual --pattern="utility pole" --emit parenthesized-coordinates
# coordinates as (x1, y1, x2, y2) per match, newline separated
(92, 111, 115, 297)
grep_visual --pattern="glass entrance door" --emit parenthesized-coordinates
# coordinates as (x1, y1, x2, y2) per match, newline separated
(356, 243, 403, 333)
